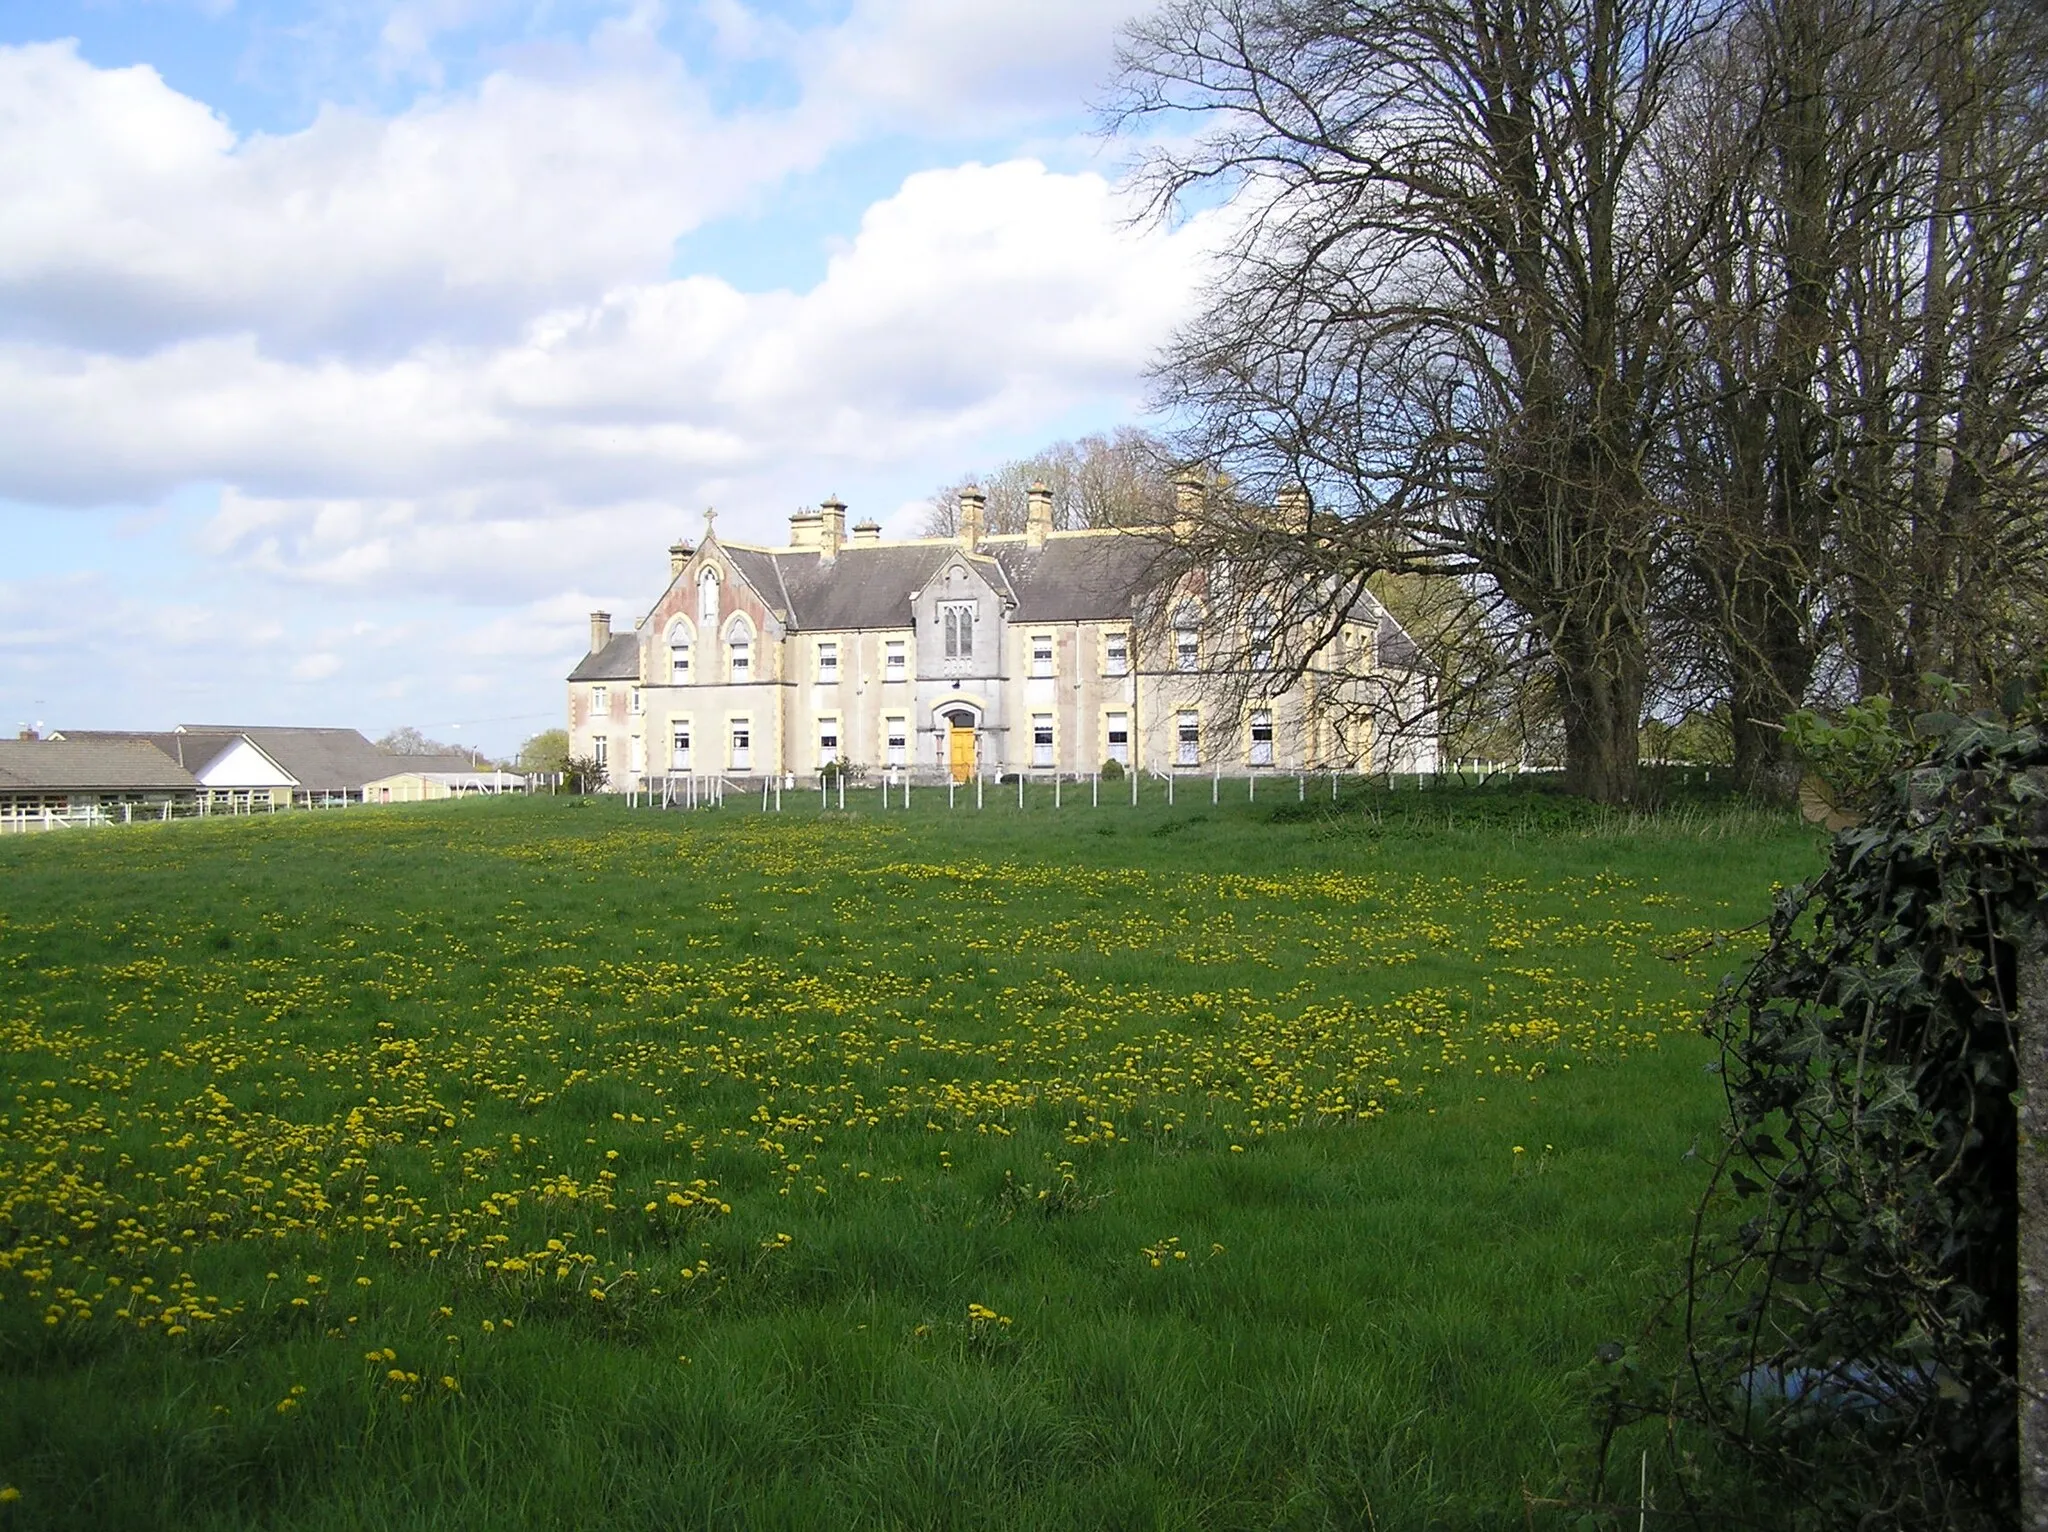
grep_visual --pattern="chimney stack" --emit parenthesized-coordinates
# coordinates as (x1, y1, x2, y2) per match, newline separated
(670, 539, 694, 577)
(1276, 483, 1311, 532)
(852, 518, 882, 545)
(16, 726, 38, 742)
(589, 611, 612, 654)
(788, 509, 822, 549)
(1025, 481, 1054, 550)
(1173, 471, 1206, 540)
(819, 495, 846, 565)
(958, 487, 987, 553)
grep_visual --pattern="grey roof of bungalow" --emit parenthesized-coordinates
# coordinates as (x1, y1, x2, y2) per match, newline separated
(176, 726, 409, 793)
(0, 739, 201, 792)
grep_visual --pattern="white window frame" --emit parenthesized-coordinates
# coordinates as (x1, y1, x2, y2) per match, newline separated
(669, 625, 692, 682)
(884, 640, 907, 680)
(1249, 709, 1274, 766)
(592, 735, 609, 768)
(1105, 712, 1130, 766)
(590, 685, 608, 714)
(885, 716, 907, 768)
(729, 719, 751, 771)
(817, 641, 839, 681)
(1176, 709, 1200, 766)
(1031, 712, 1054, 767)
(817, 716, 840, 768)
(671, 721, 691, 771)
(630, 687, 643, 716)
(1175, 627, 1199, 673)
(1030, 634, 1054, 678)
(1104, 631, 1129, 677)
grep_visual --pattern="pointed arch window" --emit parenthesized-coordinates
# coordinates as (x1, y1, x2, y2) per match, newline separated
(725, 616, 752, 681)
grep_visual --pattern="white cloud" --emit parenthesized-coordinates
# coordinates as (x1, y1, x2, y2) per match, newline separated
(0, 37, 812, 355)
(2, 157, 1218, 588)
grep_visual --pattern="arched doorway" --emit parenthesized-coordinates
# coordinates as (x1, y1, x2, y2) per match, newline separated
(943, 708, 977, 783)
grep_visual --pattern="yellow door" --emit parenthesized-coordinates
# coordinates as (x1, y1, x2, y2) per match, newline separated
(948, 727, 975, 783)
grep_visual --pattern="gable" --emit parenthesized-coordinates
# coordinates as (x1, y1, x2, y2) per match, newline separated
(193, 738, 298, 789)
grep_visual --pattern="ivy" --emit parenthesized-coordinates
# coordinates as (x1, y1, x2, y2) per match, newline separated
(1592, 668, 2047, 1529)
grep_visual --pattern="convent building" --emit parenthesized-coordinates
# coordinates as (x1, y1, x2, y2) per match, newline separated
(566, 486, 1438, 789)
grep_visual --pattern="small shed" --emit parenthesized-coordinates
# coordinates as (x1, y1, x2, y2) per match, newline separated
(361, 770, 528, 803)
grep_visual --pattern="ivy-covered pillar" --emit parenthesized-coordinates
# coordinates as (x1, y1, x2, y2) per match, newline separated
(2023, 910, 2048, 1531)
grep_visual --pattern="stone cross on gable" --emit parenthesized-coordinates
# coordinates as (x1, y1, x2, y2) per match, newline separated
(703, 506, 717, 537)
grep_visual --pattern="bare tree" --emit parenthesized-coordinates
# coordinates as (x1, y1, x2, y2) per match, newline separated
(921, 428, 1179, 535)
(1111, 0, 1725, 803)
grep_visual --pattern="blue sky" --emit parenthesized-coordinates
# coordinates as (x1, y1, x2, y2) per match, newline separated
(0, 0, 1213, 754)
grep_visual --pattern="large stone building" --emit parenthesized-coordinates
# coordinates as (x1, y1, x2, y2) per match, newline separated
(566, 488, 1438, 789)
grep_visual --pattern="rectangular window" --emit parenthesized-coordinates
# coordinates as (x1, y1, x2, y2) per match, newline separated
(1106, 712, 1130, 766)
(729, 640, 750, 680)
(1104, 632, 1128, 676)
(1249, 709, 1274, 766)
(591, 685, 608, 713)
(729, 721, 751, 771)
(671, 634, 691, 681)
(1176, 710, 1200, 766)
(1032, 713, 1054, 767)
(629, 687, 643, 715)
(818, 717, 839, 766)
(818, 641, 838, 680)
(1175, 627, 1199, 673)
(941, 602, 976, 661)
(886, 717, 907, 768)
(593, 735, 609, 768)
(884, 640, 906, 680)
(1030, 634, 1054, 677)
(671, 722, 691, 771)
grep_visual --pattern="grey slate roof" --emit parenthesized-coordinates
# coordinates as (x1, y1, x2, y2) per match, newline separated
(0, 740, 200, 792)
(177, 726, 406, 793)
(51, 729, 255, 777)
(568, 632, 641, 682)
(715, 530, 1172, 633)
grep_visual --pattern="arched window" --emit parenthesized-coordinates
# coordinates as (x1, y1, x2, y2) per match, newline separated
(1247, 600, 1275, 671)
(725, 616, 752, 681)
(698, 568, 721, 629)
(667, 620, 693, 683)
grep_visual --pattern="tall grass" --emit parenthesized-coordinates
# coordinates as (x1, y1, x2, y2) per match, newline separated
(0, 792, 1819, 1529)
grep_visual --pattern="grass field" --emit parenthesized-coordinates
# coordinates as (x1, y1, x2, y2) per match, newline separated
(0, 787, 1819, 1529)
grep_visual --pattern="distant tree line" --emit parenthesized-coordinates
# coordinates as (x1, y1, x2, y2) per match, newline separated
(1081, 0, 2048, 804)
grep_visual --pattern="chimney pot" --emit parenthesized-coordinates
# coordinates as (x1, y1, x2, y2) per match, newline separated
(1025, 481, 1054, 550)
(589, 611, 612, 654)
(958, 487, 987, 553)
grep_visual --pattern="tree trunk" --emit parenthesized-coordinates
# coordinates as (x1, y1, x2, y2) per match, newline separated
(1553, 612, 1644, 805)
